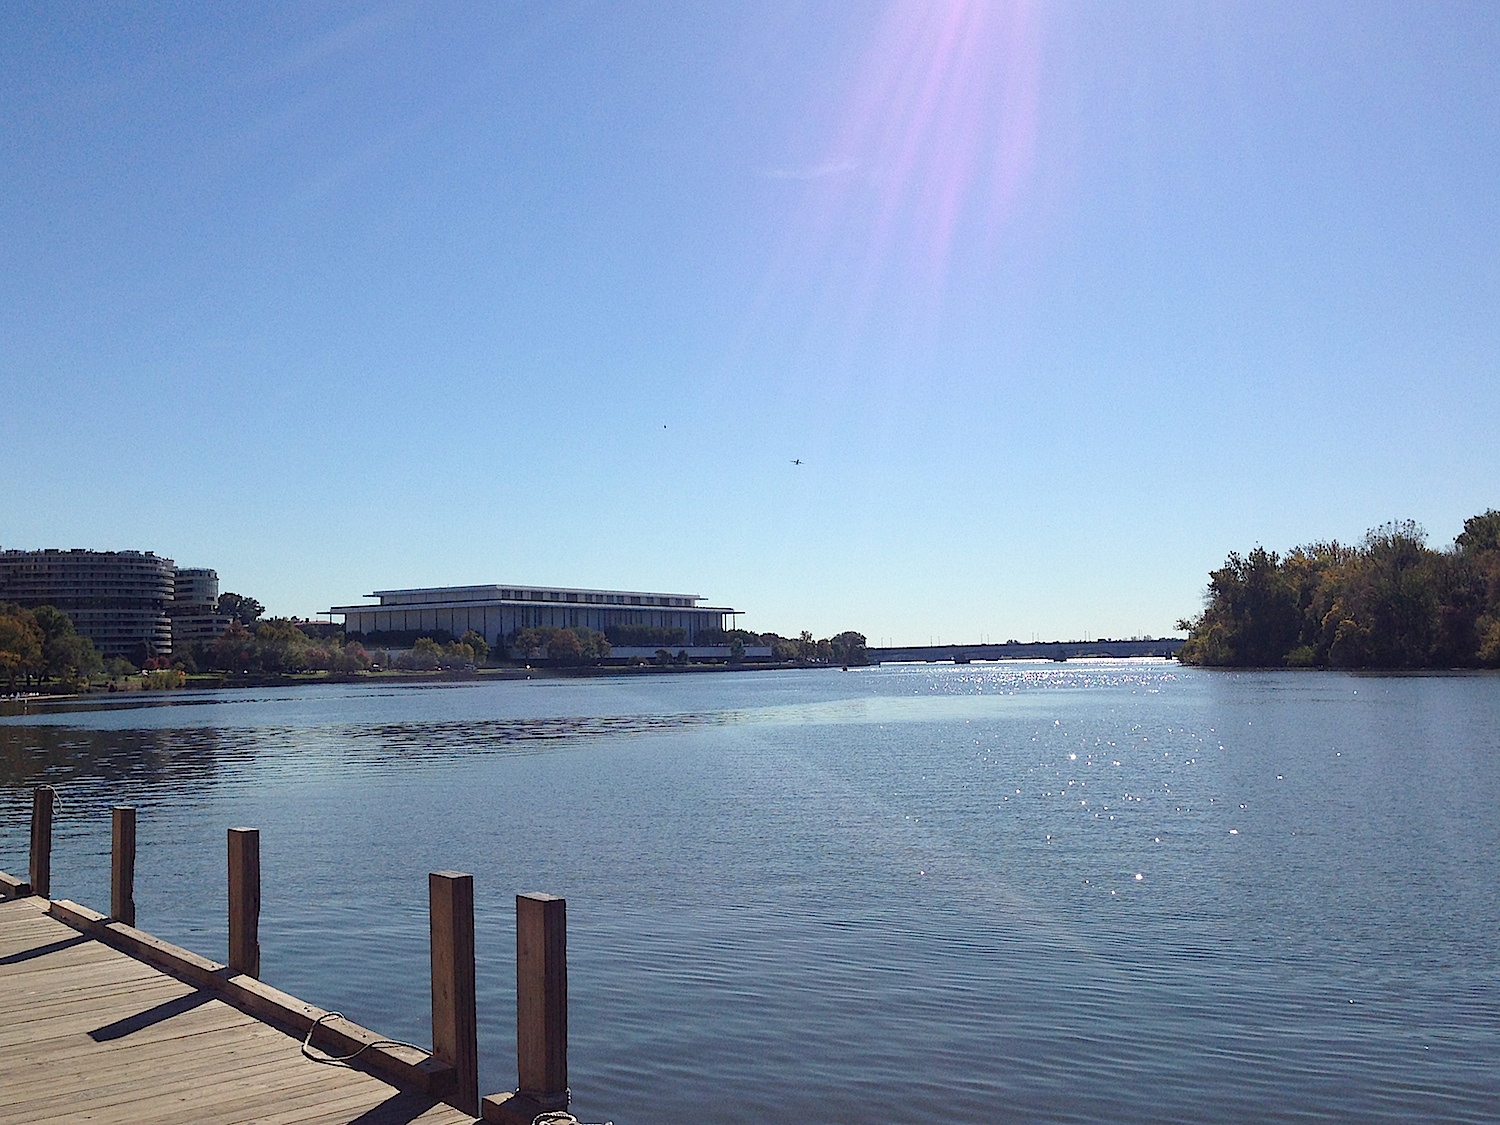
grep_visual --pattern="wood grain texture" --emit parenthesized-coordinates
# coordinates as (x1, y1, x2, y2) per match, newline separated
(111, 806, 137, 926)
(42, 899, 455, 1096)
(429, 871, 479, 1116)
(0, 869, 30, 898)
(515, 892, 567, 1108)
(227, 826, 260, 978)
(0, 899, 476, 1124)
(28, 787, 53, 898)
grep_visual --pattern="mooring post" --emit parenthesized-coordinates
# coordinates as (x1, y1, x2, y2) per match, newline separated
(227, 827, 260, 977)
(430, 871, 479, 1116)
(29, 786, 55, 899)
(517, 892, 568, 1110)
(111, 806, 137, 926)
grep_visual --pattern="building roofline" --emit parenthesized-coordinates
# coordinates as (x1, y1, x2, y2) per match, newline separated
(366, 583, 705, 600)
(1, 547, 171, 558)
(330, 599, 739, 615)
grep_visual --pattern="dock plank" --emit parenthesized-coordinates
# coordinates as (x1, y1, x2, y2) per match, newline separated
(0, 977, 200, 1046)
(0, 898, 476, 1125)
(0, 1001, 253, 1063)
(5, 1045, 378, 1120)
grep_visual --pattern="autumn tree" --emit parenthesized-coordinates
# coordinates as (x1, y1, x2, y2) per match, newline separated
(1179, 510, 1500, 669)
(31, 605, 102, 684)
(0, 605, 44, 690)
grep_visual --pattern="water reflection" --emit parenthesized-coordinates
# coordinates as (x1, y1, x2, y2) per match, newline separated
(0, 702, 740, 781)
(0, 723, 229, 792)
(346, 710, 739, 759)
(0, 669, 1497, 1124)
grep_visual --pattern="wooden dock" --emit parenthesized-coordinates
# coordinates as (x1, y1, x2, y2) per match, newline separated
(1, 787, 589, 1125)
(0, 896, 475, 1124)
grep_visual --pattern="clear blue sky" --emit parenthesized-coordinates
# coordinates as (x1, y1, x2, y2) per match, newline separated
(3, 2, 1497, 644)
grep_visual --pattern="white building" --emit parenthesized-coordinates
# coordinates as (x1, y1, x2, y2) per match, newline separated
(330, 584, 738, 648)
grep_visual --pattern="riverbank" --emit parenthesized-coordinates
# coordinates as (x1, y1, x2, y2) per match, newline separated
(1, 658, 854, 707)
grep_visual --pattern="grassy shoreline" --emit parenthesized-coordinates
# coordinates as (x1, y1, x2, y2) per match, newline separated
(3, 659, 839, 703)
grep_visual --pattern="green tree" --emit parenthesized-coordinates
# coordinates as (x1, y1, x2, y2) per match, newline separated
(1178, 547, 1300, 666)
(104, 656, 137, 679)
(253, 619, 313, 673)
(217, 593, 265, 625)
(409, 636, 443, 670)
(459, 630, 490, 666)
(1453, 509, 1500, 666)
(441, 640, 476, 668)
(1180, 510, 1500, 668)
(0, 605, 45, 690)
(830, 631, 868, 666)
(771, 635, 802, 661)
(1455, 509, 1500, 556)
(28, 605, 103, 684)
(1478, 617, 1500, 667)
(1355, 522, 1440, 668)
(510, 626, 607, 664)
(50, 632, 103, 683)
(212, 620, 256, 672)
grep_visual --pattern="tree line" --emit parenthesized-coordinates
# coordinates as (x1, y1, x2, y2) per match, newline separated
(1177, 510, 1500, 669)
(193, 617, 870, 672)
(3, 601, 873, 690)
(0, 603, 104, 690)
(199, 619, 374, 674)
(192, 621, 490, 674)
(761, 630, 868, 665)
(500, 625, 868, 666)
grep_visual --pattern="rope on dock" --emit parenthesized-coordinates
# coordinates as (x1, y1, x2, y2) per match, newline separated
(300, 1010, 429, 1065)
(533, 1112, 612, 1125)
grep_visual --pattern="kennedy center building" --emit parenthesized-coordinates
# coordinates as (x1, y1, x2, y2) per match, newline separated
(330, 584, 737, 646)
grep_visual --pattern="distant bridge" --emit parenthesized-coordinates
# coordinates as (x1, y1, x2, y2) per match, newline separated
(866, 638, 1183, 664)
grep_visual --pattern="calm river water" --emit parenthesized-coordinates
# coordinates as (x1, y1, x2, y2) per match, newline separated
(1, 662, 1497, 1123)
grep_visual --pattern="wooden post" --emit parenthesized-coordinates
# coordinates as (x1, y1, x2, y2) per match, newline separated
(111, 806, 137, 926)
(429, 871, 479, 1116)
(516, 892, 567, 1109)
(227, 827, 260, 977)
(29, 786, 55, 899)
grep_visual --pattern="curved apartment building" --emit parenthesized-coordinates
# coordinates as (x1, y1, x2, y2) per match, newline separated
(168, 566, 229, 647)
(0, 548, 175, 657)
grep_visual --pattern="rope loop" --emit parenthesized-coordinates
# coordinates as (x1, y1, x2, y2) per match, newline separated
(300, 1011, 428, 1067)
(530, 1092, 612, 1125)
(532, 1112, 612, 1125)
